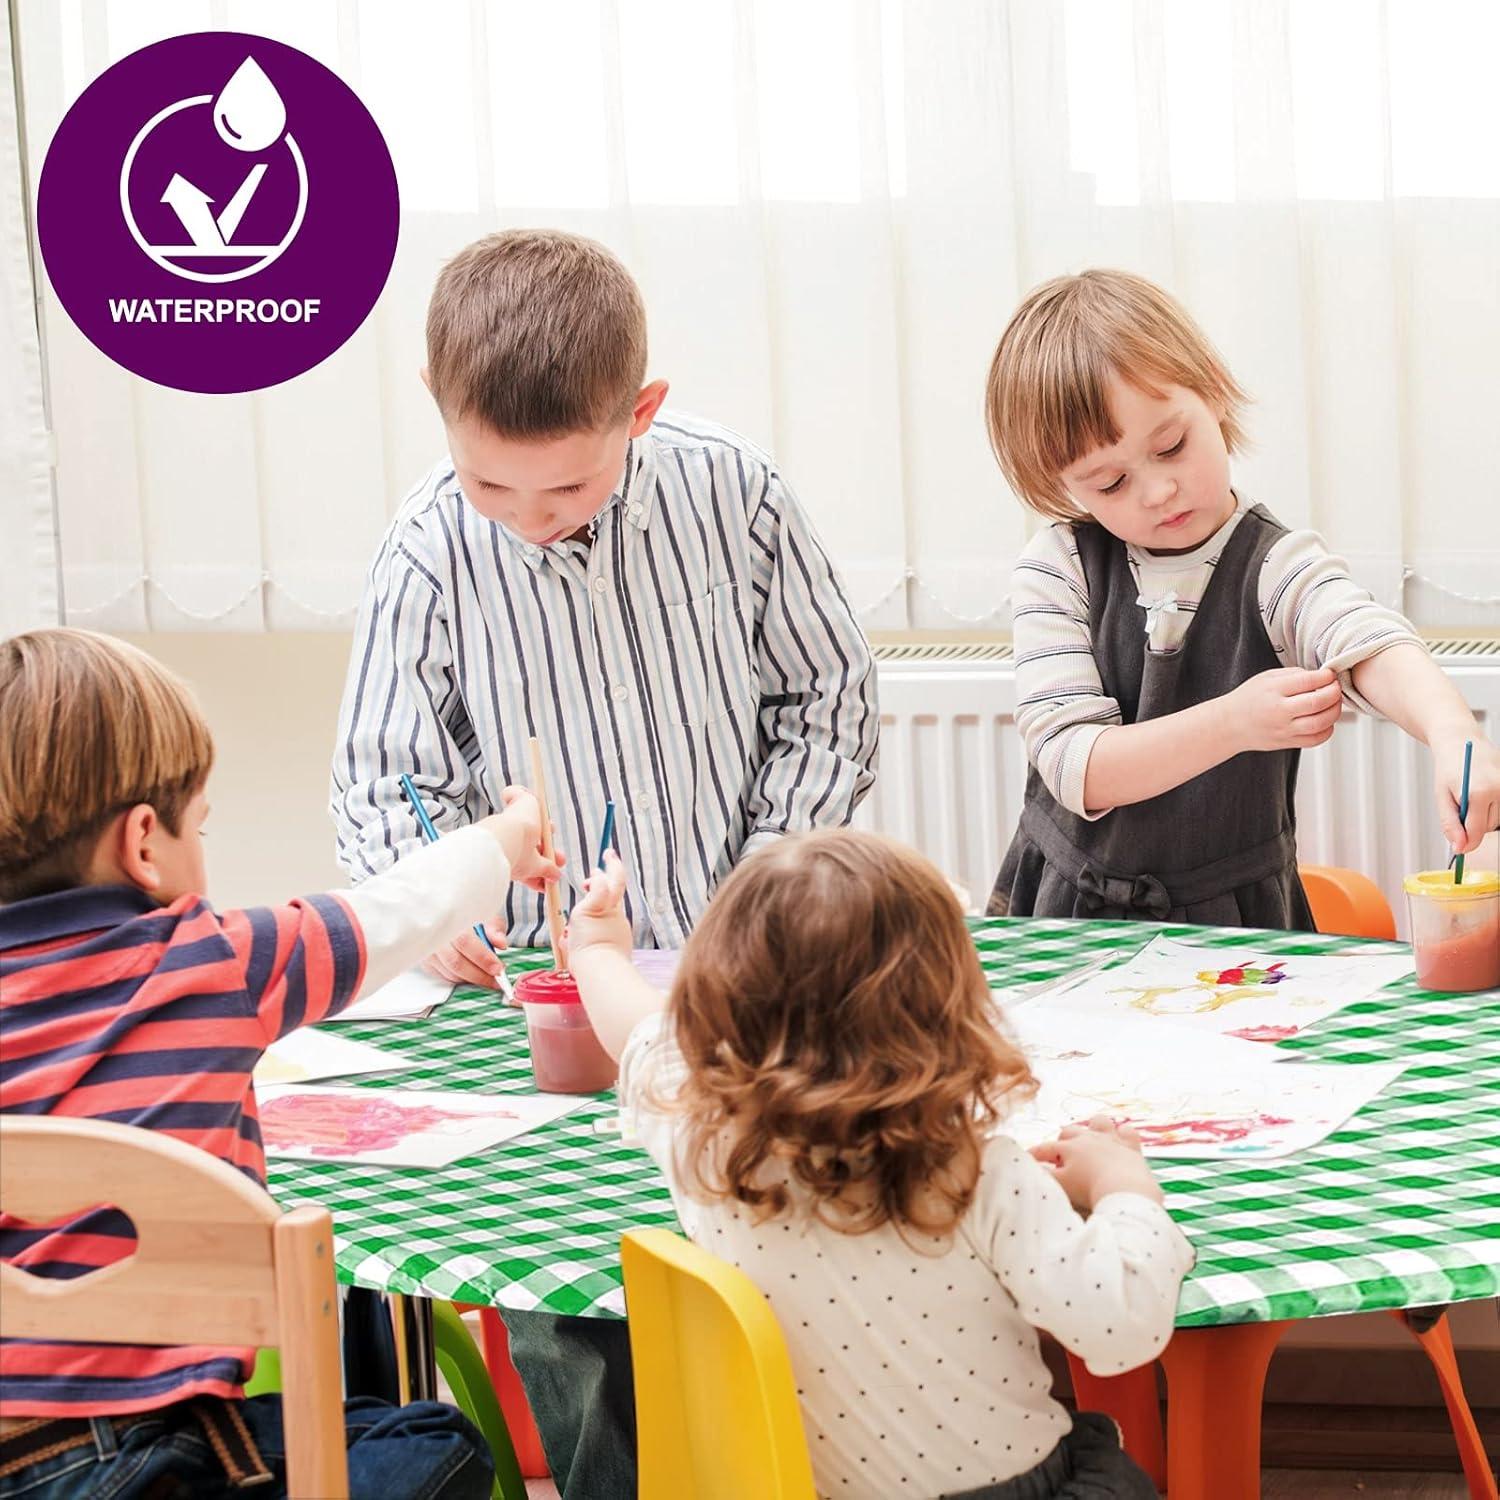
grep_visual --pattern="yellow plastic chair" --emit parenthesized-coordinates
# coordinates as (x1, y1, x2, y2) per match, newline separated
(621, 1228, 816, 1500)
(0, 1117, 347, 1498)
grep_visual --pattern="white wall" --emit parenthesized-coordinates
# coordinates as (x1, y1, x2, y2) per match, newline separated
(122, 632, 353, 908)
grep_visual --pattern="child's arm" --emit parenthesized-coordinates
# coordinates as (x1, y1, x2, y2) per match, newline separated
(1010, 526, 1342, 815)
(969, 1127, 1193, 1376)
(234, 790, 560, 1041)
(739, 469, 879, 854)
(1080, 666, 1343, 812)
(1350, 644, 1500, 854)
(1256, 532, 1498, 854)
(330, 536, 478, 883)
(567, 853, 669, 1059)
(331, 538, 517, 991)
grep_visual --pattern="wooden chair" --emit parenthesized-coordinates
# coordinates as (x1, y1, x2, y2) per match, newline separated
(621, 1228, 816, 1500)
(0, 1116, 347, 1499)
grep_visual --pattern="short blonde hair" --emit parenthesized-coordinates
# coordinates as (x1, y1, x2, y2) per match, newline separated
(0, 629, 214, 901)
(985, 269, 1249, 520)
(425, 229, 648, 438)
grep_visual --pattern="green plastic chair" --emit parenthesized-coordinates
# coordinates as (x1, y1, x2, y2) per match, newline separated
(247, 1302, 524, 1500)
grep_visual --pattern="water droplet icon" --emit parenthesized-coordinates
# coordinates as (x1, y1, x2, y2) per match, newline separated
(213, 57, 285, 152)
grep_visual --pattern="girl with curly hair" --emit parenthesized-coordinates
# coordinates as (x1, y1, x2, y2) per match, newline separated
(568, 829, 1192, 1499)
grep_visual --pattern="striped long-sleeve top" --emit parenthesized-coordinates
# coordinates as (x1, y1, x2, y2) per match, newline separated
(1014, 496, 1425, 818)
(331, 412, 879, 946)
(0, 829, 510, 1416)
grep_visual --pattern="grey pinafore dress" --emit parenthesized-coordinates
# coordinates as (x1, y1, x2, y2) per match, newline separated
(988, 504, 1316, 931)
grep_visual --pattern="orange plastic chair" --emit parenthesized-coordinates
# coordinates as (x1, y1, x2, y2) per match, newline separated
(1299, 863, 1397, 939)
(621, 1228, 816, 1500)
(0, 1117, 348, 1498)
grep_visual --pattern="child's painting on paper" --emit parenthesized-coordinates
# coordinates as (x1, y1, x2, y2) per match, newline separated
(1039, 935, 1411, 1042)
(257, 1085, 581, 1166)
(1004, 1010, 1403, 1160)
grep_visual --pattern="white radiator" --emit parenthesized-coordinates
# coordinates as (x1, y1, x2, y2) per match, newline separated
(858, 643, 1500, 940)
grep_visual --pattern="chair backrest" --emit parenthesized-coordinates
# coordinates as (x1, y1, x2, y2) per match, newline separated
(0, 1116, 347, 1499)
(1299, 864, 1397, 940)
(621, 1228, 816, 1500)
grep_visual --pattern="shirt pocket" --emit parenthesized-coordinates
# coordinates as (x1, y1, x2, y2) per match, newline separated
(658, 581, 758, 728)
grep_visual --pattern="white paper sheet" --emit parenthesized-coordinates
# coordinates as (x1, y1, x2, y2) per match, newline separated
(254, 1029, 408, 1086)
(324, 968, 454, 1022)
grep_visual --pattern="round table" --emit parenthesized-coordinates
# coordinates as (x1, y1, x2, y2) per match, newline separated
(267, 918, 1500, 1496)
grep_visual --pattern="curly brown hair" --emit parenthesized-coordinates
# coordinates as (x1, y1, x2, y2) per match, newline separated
(663, 829, 1036, 1238)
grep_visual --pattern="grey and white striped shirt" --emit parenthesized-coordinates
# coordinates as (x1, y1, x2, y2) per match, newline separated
(331, 412, 879, 947)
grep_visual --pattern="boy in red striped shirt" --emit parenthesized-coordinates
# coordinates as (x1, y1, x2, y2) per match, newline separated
(0, 628, 560, 1498)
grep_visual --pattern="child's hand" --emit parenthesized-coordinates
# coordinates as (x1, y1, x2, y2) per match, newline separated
(482, 787, 567, 891)
(566, 851, 632, 963)
(1031, 1116, 1163, 1212)
(1225, 667, 1343, 753)
(1430, 734, 1500, 856)
(424, 926, 509, 991)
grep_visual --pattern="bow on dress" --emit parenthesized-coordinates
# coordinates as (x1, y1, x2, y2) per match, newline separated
(1075, 866, 1173, 919)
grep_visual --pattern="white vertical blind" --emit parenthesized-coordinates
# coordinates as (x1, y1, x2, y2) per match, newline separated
(1, 6, 55, 636)
(9, 0, 1499, 633)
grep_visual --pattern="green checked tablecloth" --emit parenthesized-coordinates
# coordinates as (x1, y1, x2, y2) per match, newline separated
(265, 919, 1500, 1330)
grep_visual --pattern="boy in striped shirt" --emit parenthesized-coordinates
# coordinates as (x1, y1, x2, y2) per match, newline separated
(0, 628, 563, 1498)
(330, 228, 879, 1497)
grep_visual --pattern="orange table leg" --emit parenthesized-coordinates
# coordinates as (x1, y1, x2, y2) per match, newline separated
(1388, 1310, 1498, 1500)
(1158, 1320, 1290, 1500)
(1065, 1353, 1166, 1490)
(477, 1306, 551, 1479)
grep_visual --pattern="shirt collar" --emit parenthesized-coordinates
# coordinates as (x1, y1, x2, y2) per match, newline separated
(465, 435, 656, 574)
(0, 883, 164, 951)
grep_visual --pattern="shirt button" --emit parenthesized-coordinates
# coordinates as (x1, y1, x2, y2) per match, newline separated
(611, 683, 628, 702)
(636, 793, 653, 811)
(628, 502, 643, 519)
(592, 577, 607, 594)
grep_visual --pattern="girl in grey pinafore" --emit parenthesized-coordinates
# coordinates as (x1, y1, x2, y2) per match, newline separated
(988, 504, 1316, 930)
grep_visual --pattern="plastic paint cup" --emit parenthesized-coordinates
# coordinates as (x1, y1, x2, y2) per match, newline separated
(1403, 869, 1500, 994)
(515, 970, 618, 1094)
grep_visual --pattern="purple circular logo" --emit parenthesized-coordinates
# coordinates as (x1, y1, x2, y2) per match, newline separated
(38, 32, 399, 395)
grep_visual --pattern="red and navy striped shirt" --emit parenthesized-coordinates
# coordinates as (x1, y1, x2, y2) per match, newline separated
(0, 882, 365, 1416)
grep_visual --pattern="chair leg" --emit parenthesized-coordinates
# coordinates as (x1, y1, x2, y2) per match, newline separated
(477, 1306, 551, 1479)
(1159, 1320, 1289, 1500)
(1389, 1309, 1499, 1500)
(433, 1302, 527, 1500)
(1065, 1354, 1166, 1490)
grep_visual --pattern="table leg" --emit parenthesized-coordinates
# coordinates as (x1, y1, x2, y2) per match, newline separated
(478, 1306, 551, 1479)
(388, 1292, 438, 1404)
(1065, 1354, 1166, 1490)
(1159, 1320, 1290, 1500)
(1389, 1310, 1499, 1500)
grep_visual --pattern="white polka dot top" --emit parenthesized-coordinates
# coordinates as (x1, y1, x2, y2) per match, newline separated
(620, 1015, 1195, 1500)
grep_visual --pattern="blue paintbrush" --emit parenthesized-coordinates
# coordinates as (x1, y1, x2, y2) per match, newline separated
(1454, 741, 1474, 885)
(400, 773, 511, 996)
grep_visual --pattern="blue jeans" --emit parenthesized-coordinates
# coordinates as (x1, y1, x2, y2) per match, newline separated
(943, 1412, 1159, 1499)
(0, 1395, 493, 1499)
(499, 1308, 637, 1500)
